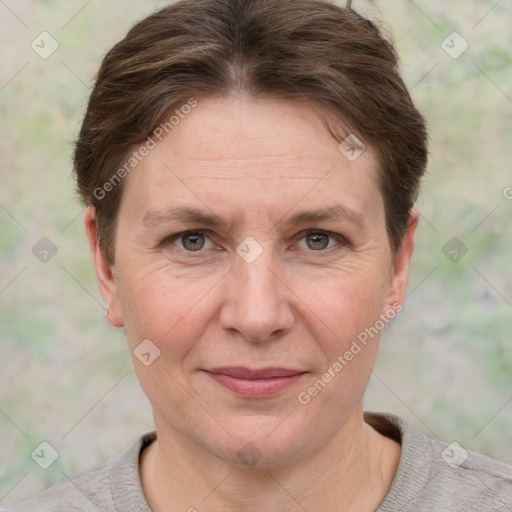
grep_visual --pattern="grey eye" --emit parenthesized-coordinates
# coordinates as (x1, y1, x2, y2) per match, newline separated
(305, 232, 330, 250)
(179, 232, 206, 251)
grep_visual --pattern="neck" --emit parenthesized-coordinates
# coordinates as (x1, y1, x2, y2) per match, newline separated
(140, 408, 400, 512)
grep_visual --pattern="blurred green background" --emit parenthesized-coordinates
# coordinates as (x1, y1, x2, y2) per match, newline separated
(1, 0, 511, 506)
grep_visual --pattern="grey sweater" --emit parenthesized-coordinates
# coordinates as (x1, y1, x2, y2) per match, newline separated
(6, 412, 512, 511)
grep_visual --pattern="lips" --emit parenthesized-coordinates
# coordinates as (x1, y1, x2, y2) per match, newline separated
(206, 367, 305, 379)
(203, 367, 307, 398)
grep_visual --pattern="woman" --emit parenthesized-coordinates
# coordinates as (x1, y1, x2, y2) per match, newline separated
(8, 0, 512, 510)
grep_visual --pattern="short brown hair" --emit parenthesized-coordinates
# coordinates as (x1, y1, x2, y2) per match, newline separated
(74, 0, 428, 263)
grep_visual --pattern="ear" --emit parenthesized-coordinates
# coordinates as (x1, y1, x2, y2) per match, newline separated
(83, 207, 124, 328)
(384, 208, 419, 309)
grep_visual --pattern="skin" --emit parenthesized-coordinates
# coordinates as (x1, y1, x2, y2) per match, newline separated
(85, 95, 418, 511)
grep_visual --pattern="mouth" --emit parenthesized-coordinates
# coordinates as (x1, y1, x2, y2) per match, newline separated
(202, 367, 308, 398)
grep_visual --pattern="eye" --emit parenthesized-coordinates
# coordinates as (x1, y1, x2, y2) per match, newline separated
(169, 231, 215, 252)
(297, 230, 343, 252)
(161, 229, 346, 255)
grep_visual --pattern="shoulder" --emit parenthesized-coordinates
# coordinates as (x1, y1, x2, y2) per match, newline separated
(366, 412, 512, 512)
(6, 460, 114, 512)
(428, 436, 512, 508)
(4, 432, 155, 512)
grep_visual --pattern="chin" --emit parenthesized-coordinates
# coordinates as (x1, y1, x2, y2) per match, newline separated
(199, 415, 314, 469)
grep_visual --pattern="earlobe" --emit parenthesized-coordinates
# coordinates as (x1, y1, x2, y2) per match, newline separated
(104, 302, 124, 328)
(83, 207, 124, 328)
(385, 208, 419, 309)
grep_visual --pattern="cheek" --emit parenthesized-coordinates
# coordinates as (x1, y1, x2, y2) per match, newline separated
(116, 260, 219, 354)
(292, 257, 390, 345)
(294, 271, 387, 409)
(117, 265, 220, 409)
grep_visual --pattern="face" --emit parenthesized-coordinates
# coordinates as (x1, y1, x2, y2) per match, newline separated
(86, 96, 416, 467)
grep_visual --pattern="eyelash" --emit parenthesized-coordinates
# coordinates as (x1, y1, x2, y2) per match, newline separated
(161, 229, 347, 256)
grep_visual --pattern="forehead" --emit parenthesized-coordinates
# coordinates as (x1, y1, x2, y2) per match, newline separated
(119, 96, 383, 223)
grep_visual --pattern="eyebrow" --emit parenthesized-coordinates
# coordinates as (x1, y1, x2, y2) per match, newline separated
(141, 207, 237, 230)
(140, 205, 365, 231)
(282, 205, 365, 228)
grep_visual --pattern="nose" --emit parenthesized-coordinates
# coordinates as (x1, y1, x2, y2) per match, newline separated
(218, 249, 295, 343)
